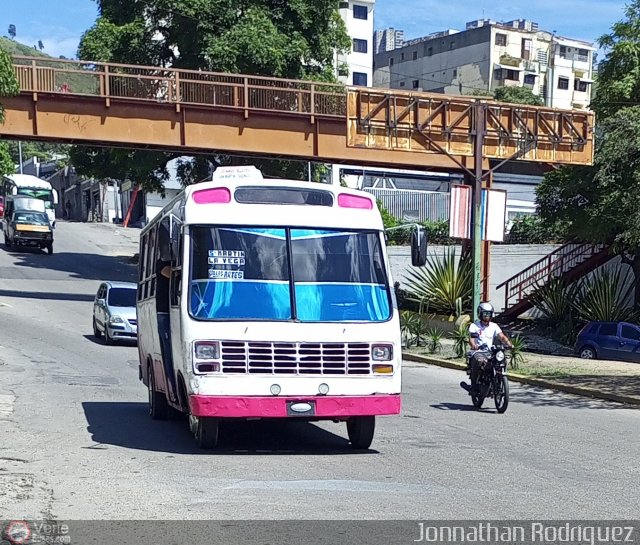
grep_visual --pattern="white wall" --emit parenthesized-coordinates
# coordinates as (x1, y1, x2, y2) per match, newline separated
(387, 244, 561, 312)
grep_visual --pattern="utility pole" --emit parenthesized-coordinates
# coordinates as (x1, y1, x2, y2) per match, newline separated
(472, 101, 486, 318)
(18, 141, 23, 173)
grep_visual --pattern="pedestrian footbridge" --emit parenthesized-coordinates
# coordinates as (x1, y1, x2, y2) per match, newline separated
(1, 56, 594, 171)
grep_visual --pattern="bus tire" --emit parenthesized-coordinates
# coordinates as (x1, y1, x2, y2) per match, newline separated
(195, 417, 219, 449)
(148, 363, 168, 420)
(347, 416, 375, 449)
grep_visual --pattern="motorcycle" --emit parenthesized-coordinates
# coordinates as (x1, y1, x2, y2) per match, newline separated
(464, 344, 510, 413)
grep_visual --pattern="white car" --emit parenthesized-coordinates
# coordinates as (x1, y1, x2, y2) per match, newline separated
(92, 281, 138, 344)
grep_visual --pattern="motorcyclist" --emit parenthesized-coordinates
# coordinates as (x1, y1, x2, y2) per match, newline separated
(460, 302, 512, 394)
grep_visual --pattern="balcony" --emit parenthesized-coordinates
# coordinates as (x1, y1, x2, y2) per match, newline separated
(523, 60, 539, 73)
(500, 54, 522, 68)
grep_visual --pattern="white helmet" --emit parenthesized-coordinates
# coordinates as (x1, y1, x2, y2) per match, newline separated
(477, 302, 494, 319)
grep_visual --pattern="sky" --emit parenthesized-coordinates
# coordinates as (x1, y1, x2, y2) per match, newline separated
(0, 0, 630, 59)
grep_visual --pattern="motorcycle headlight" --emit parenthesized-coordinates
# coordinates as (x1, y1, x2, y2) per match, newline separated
(495, 351, 505, 362)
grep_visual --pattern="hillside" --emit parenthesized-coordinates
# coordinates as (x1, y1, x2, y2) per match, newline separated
(1, 37, 97, 95)
(0, 37, 53, 58)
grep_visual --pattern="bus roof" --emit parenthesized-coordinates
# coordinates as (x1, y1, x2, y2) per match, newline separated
(5, 174, 53, 190)
(147, 172, 384, 232)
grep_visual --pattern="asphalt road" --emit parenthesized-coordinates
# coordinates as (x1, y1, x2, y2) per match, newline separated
(0, 222, 638, 520)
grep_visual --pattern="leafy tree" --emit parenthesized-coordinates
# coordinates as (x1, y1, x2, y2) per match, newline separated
(536, 3, 640, 305)
(72, 0, 351, 191)
(0, 47, 19, 124)
(493, 86, 543, 106)
(0, 143, 14, 176)
(471, 86, 543, 106)
(591, 0, 640, 119)
(38, 40, 44, 51)
(536, 107, 640, 303)
(8, 25, 16, 40)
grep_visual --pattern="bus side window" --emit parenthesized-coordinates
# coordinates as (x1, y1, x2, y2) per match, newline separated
(170, 230, 183, 307)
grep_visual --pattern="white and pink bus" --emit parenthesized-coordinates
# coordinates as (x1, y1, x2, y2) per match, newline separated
(136, 166, 426, 449)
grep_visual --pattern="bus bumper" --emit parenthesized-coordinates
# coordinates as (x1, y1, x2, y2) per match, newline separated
(189, 394, 401, 418)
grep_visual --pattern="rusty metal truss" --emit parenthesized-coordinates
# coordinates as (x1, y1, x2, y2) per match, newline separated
(347, 90, 594, 166)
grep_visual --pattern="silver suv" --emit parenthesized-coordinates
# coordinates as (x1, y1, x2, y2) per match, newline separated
(92, 281, 138, 344)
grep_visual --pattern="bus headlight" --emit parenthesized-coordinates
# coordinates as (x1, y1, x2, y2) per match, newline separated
(194, 341, 220, 360)
(372, 344, 393, 361)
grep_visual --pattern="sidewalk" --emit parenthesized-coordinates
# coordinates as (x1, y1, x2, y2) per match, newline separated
(403, 343, 640, 406)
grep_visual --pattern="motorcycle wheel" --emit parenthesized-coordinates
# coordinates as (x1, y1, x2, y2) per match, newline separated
(494, 375, 509, 413)
(471, 392, 484, 408)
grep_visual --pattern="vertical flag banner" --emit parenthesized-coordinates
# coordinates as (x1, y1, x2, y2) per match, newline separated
(449, 184, 471, 239)
(484, 189, 507, 242)
(449, 185, 507, 241)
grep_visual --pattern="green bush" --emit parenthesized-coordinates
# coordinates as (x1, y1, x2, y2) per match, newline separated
(450, 322, 470, 358)
(426, 328, 444, 354)
(506, 215, 566, 244)
(403, 248, 473, 316)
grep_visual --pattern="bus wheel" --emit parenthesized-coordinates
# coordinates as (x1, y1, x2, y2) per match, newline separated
(347, 416, 375, 449)
(195, 417, 219, 449)
(148, 364, 168, 420)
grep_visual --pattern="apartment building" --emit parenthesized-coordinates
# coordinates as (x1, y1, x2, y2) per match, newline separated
(373, 19, 595, 110)
(337, 0, 375, 87)
(374, 27, 404, 54)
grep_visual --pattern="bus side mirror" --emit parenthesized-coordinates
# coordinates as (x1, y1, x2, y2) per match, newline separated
(411, 226, 428, 267)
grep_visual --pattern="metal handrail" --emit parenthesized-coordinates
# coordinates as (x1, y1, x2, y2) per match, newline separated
(10, 55, 348, 118)
(498, 241, 607, 311)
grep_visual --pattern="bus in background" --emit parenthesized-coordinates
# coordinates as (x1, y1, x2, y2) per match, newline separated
(0, 174, 58, 228)
(136, 165, 427, 450)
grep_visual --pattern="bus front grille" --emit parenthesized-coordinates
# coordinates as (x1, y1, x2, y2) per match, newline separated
(220, 341, 372, 375)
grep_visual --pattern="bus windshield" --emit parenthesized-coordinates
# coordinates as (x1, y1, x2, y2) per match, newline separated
(16, 188, 54, 209)
(190, 226, 390, 322)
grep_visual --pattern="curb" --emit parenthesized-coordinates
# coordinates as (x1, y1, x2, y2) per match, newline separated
(403, 352, 640, 407)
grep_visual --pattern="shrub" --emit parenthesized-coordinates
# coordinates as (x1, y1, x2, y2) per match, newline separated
(426, 328, 444, 354)
(450, 322, 470, 358)
(403, 248, 472, 315)
(509, 335, 526, 370)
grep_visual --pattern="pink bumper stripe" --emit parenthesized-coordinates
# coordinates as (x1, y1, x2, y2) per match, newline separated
(189, 394, 401, 418)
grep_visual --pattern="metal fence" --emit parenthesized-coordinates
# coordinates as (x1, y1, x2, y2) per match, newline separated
(363, 188, 450, 222)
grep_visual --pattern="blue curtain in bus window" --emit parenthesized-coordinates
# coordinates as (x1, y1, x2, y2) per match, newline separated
(190, 227, 292, 320)
(291, 229, 390, 322)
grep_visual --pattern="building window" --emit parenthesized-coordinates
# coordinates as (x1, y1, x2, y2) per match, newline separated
(453, 68, 457, 77)
(574, 79, 589, 92)
(389, 57, 394, 66)
(412, 51, 418, 60)
(401, 52, 405, 61)
(412, 79, 419, 89)
(353, 72, 368, 86)
(524, 74, 536, 85)
(494, 68, 503, 81)
(505, 69, 519, 81)
(495, 33, 507, 46)
(338, 1, 349, 8)
(400, 81, 405, 87)
(559, 46, 567, 58)
(427, 46, 433, 56)
(353, 5, 368, 19)
(558, 77, 569, 90)
(449, 41, 455, 50)
(353, 38, 367, 53)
